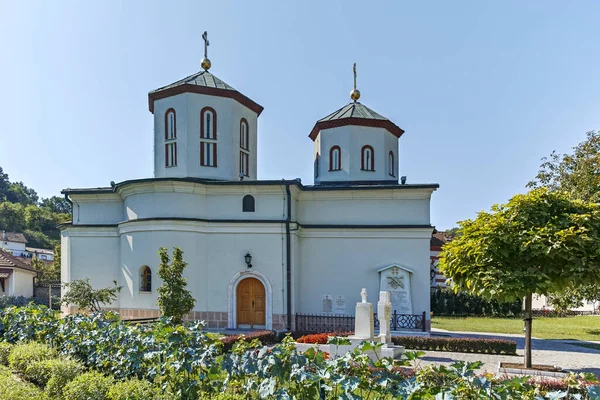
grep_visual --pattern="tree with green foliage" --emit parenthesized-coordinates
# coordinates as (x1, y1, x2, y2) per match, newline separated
(40, 196, 72, 214)
(157, 247, 195, 324)
(61, 278, 122, 313)
(438, 188, 600, 368)
(528, 130, 599, 202)
(0, 167, 9, 202)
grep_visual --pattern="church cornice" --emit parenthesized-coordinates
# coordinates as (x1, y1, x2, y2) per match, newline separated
(308, 117, 405, 141)
(148, 84, 264, 116)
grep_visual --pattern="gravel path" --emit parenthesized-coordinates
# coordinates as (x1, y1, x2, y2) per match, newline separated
(415, 329, 600, 376)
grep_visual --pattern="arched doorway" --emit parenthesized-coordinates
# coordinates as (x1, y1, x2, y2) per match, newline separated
(236, 277, 266, 328)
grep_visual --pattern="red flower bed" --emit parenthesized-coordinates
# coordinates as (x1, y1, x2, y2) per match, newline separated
(296, 331, 352, 344)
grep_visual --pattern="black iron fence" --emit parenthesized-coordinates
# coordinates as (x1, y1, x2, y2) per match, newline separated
(295, 311, 427, 334)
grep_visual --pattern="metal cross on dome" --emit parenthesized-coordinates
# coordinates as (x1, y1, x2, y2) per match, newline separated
(353, 63, 357, 90)
(202, 31, 210, 58)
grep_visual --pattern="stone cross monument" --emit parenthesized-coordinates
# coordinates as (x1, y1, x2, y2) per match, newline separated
(377, 291, 392, 344)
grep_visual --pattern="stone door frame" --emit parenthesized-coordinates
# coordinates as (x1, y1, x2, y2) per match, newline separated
(228, 270, 273, 330)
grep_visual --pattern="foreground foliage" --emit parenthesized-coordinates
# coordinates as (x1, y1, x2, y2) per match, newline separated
(0, 304, 598, 399)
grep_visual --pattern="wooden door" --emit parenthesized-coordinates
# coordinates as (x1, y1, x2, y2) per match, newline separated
(237, 278, 265, 328)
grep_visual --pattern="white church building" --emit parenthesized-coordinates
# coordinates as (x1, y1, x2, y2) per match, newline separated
(60, 36, 438, 331)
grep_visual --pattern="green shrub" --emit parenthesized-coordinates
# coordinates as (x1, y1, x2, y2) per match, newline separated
(63, 371, 114, 400)
(391, 335, 517, 355)
(197, 393, 248, 400)
(107, 378, 163, 400)
(0, 342, 12, 366)
(8, 342, 57, 374)
(24, 358, 84, 396)
(0, 371, 48, 400)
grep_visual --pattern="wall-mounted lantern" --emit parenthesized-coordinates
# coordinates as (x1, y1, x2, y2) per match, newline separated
(245, 252, 253, 268)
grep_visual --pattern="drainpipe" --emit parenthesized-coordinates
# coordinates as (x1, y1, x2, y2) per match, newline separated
(285, 183, 292, 331)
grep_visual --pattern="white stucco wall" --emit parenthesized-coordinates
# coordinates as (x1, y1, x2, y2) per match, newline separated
(71, 194, 123, 225)
(296, 228, 432, 319)
(153, 93, 258, 181)
(314, 126, 399, 184)
(11, 270, 35, 297)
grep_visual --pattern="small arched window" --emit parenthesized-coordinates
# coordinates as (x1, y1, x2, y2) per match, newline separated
(240, 119, 249, 150)
(361, 145, 375, 171)
(165, 109, 176, 140)
(329, 146, 341, 171)
(388, 151, 395, 177)
(200, 107, 218, 167)
(140, 266, 152, 292)
(242, 195, 255, 212)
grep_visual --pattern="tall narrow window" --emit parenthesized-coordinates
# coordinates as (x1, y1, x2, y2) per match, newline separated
(361, 145, 375, 171)
(165, 109, 177, 167)
(140, 266, 152, 292)
(388, 151, 395, 177)
(329, 146, 341, 171)
(165, 109, 176, 139)
(200, 107, 218, 167)
(314, 153, 320, 178)
(240, 119, 250, 177)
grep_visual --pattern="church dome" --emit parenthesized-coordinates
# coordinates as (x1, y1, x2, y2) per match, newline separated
(148, 70, 263, 116)
(309, 101, 404, 141)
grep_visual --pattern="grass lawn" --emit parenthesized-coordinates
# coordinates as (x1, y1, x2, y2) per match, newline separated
(431, 316, 600, 341)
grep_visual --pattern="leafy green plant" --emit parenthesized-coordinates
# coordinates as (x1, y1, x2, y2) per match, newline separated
(0, 342, 12, 366)
(61, 278, 122, 313)
(107, 377, 164, 400)
(24, 358, 84, 398)
(63, 371, 114, 400)
(8, 342, 57, 374)
(157, 247, 195, 324)
(0, 371, 48, 400)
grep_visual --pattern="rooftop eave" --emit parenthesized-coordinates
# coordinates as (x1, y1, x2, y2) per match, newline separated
(308, 117, 405, 141)
(148, 84, 264, 116)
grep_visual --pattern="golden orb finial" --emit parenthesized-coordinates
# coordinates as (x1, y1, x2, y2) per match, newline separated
(201, 31, 211, 71)
(350, 63, 360, 101)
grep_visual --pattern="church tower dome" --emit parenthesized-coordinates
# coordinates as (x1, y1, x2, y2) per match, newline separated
(310, 64, 404, 185)
(148, 32, 263, 181)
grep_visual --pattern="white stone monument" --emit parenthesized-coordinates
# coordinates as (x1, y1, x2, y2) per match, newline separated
(378, 265, 413, 315)
(349, 288, 374, 341)
(377, 290, 405, 358)
(377, 291, 392, 344)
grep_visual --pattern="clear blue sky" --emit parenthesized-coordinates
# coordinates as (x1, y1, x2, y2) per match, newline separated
(1, 1, 598, 229)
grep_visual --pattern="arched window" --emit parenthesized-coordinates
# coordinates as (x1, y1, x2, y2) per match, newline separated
(165, 109, 176, 140)
(140, 266, 152, 292)
(388, 151, 395, 177)
(242, 195, 255, 212)
(200, 107, 217, 167)
(240, 119, 250, 177)
(329, 146, 341, 171)
(314, 153, 320, 178)
(361, 145, 375, 171)
(164, 108, 177, 167)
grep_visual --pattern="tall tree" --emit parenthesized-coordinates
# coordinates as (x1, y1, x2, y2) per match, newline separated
(157, 247, 195, 324)
(40, 196, 72, 215)
(6, 182, 38, 205)
(0, 167, 9, 202)
(529, 130, 600, 202)
(438, 188, 600, 368)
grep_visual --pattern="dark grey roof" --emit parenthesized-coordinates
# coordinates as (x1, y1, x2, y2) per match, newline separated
(149, 70, 236, 94)
(1, 232, 27, 244)
(318, 102, 388, 122)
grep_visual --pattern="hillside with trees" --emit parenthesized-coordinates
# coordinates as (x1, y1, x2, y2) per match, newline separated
(0, 166, 71, 249)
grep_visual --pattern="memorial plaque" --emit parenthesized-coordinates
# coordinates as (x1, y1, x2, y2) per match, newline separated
(334, 295, 346, 314)
(378, 265, 413, 314)
(321, 294, 333, 314)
